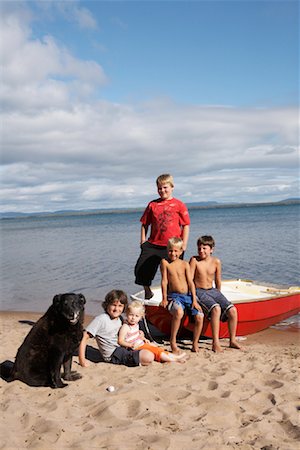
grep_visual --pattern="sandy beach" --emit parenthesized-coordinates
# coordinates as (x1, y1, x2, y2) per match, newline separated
(1, 311, 299, 450)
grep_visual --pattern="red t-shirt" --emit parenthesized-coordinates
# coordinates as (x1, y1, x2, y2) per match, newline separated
(140, 197, 190, 246)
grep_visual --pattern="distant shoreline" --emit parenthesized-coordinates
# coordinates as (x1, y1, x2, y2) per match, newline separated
(1, 198, 299, 220)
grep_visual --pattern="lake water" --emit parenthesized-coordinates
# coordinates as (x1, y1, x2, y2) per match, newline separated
(0, 204, 299, 315)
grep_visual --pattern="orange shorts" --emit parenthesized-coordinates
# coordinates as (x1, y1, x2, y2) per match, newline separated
(136, 343, 168, 362)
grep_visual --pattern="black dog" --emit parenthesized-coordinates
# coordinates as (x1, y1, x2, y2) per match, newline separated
(9, 293, 86, 388)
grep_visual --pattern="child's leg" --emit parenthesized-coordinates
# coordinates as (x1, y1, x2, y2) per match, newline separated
(170, 307, 184, 354)
(210, 305, 222, 352)
(160, 351, 187, 363)
(227, 306, 242, 349)
(192, 313, 204, 353)
(144, 286, 154, 299)
(139, 343, 186, 363)
(139, 349, 155, 365)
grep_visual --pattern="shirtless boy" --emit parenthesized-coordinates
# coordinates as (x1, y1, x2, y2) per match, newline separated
(160, 237, 203, 353)
(189, 235, 242, 353)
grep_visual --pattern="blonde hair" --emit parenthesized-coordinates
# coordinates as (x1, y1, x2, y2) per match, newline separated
(127, 300, 145, 317)
(156, 174, 174, 188)
(167, 237, 183, 250)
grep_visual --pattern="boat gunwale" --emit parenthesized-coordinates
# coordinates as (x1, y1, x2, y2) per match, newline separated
(131, 279, 300, 307)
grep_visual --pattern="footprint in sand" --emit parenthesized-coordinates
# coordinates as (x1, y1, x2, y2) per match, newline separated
(280, 419, 300, 440)
(208, 381, 218, 390)
(268, 393, 276, 405)
(265, 379, 284, 389)
(221, 390, 231, 398)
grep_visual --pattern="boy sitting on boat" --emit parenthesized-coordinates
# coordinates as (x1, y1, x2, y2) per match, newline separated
(189, 235, 242, 353)
(159, 237, 204, 354)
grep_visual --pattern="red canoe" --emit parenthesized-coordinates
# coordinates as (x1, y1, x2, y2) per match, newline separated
(131, 279, 300, 338)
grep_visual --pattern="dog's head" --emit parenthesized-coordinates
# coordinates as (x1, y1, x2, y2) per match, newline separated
(52, 293, 86, 325)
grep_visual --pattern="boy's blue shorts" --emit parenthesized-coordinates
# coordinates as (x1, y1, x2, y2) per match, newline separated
(167, 293, 203, 316)
(196, 288, 234, 322)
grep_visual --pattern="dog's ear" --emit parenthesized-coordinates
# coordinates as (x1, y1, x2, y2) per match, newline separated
(78, 294, 86, 305)
(53, 294, 62, 309)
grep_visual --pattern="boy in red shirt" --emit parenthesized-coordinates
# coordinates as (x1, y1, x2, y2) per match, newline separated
(134, 174, 190, 299)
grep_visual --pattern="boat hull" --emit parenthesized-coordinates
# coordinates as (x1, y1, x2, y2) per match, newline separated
(144, 292, 300, 338)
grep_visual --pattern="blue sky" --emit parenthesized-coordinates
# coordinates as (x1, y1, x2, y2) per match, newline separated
(1, 0, 299, 212)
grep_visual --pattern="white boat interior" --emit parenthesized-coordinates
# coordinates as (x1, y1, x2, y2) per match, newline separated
(130, 279, 300, 306)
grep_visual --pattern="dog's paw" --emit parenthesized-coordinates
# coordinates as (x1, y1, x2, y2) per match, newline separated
(51, 381, 68, 389)
(63, 370, 82, 381)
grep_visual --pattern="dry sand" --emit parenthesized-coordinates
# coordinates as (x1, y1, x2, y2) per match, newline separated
(0, 311, 299, 450)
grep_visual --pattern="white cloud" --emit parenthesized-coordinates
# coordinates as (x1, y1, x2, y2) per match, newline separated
(33, 0, 98, 30)
(1, 2, 299, 213)
(0, 5, 107, 113)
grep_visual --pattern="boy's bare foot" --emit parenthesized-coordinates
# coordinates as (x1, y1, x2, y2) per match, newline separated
(191, 344, 200, 353)
(212, 343, 223, 353)
(144, 286, 154, 300)
(170, 344, 181, 355)
(229, 340, 243, 350)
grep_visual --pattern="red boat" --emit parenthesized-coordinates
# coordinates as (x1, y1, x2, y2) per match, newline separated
(131, 279, 300, 338)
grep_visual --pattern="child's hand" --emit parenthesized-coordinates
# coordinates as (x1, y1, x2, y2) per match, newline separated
(192, 302, 202, 312)
(159, 299, 168, 308)
(79, 359, 90, 368)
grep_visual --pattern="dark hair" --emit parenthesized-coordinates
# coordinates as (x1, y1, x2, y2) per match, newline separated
(102, 289, 128, 311)
(197, 235, 215, 248)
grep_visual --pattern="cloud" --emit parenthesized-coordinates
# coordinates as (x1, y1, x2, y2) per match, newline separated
(1, 2, 299, 213)
(33, 0, 98, 30)
(0, 4, 107, 113)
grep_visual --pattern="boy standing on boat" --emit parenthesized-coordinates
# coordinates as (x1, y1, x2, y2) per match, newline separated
(190, 235, 242, 353)
(160, 237, 204, 354)
(134, 174, 190, 300)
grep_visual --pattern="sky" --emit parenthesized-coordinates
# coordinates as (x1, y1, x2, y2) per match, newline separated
(1, 0, 299, 213)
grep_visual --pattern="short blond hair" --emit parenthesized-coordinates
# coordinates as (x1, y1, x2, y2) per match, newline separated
(156, 174, 174, 187)
(127, 300, 145, 317)
(167, 237, 183, 250)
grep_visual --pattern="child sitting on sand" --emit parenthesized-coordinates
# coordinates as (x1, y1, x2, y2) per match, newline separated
(189, 235, 242, 353)
(159, 237, 204, 354)
(118, 300, 187, 363)
(79, 290, 155, 367)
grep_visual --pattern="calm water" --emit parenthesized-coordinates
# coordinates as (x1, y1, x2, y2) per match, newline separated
(0, 204, 299, 315)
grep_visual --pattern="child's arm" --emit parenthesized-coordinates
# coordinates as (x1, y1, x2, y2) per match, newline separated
(139, 329, 150, 344)
(215, 258, 222, 290)
(140, 224, 149, 245)
(181, 224, 190, 251)
(189, 256, 196, 280)
(186, 263, 202, 311)
(78, 330, 91, 368)
(118, 324, 134, 349)
(159, 259, 168, 308)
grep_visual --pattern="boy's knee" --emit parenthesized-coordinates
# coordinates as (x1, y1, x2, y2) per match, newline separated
(139, 349, 154, 366)
(194, 314, 203, 323)
(211, 305, 221, 317)
(172, 307, 184, 319)
(228, 306, 237, 318)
